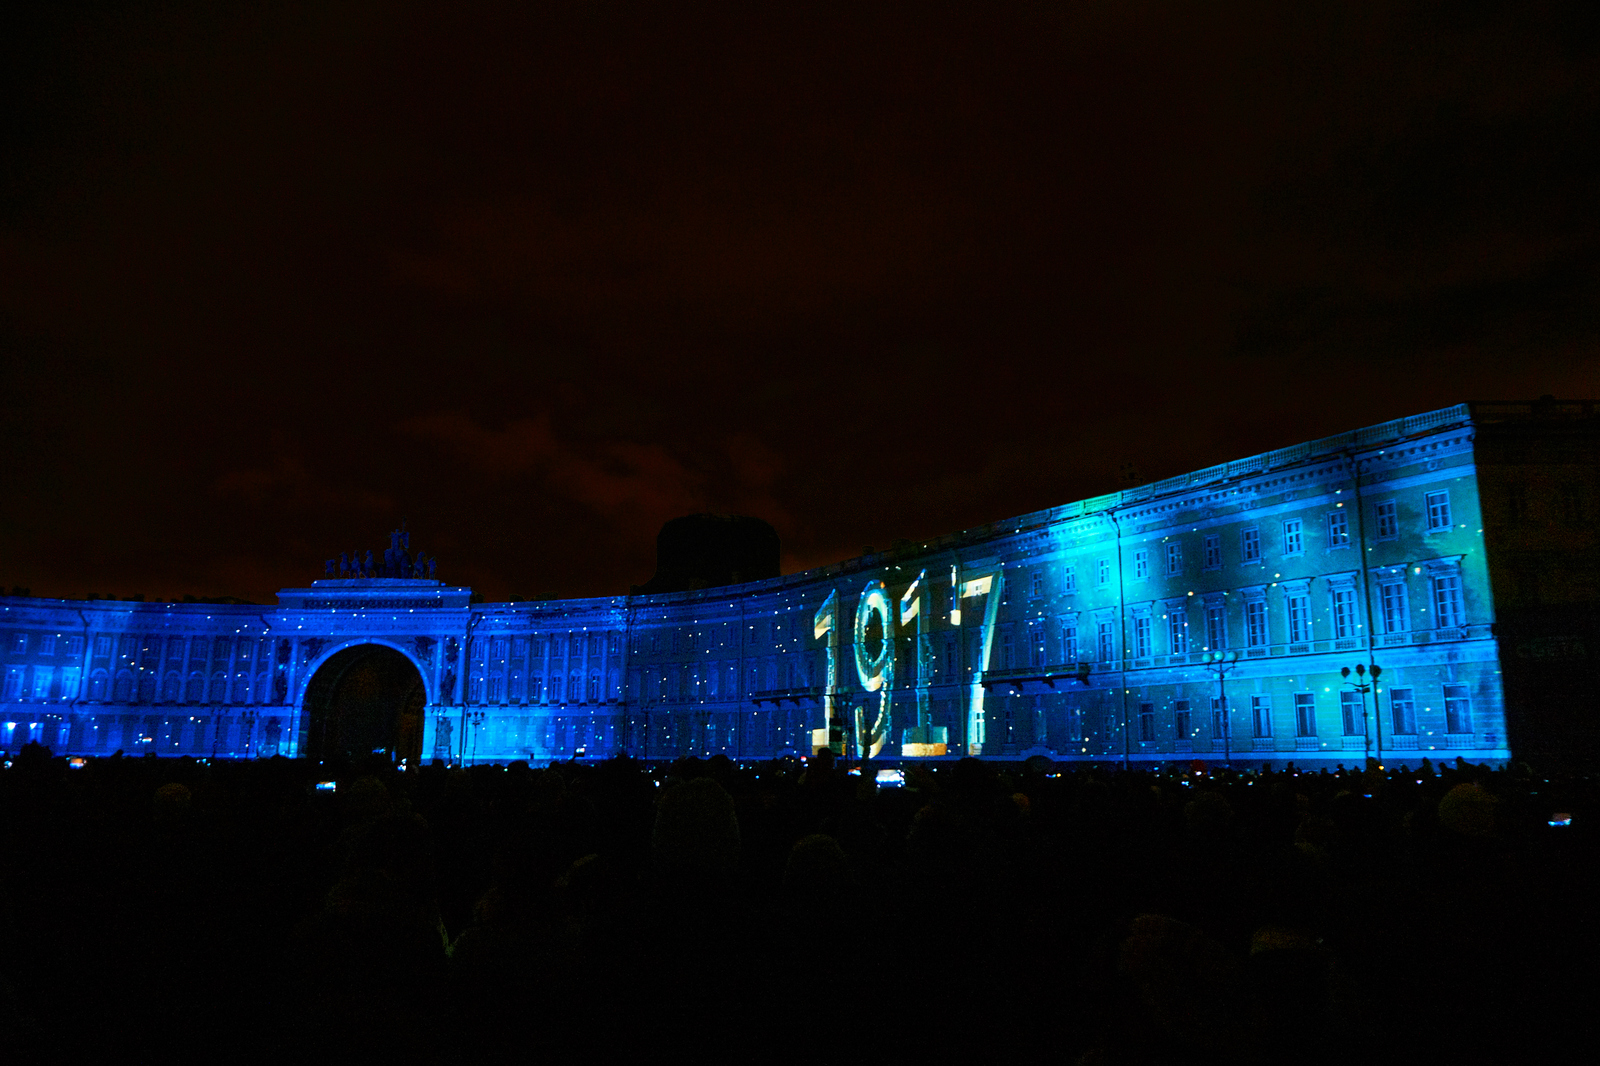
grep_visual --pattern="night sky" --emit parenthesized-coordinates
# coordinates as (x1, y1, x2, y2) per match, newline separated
(3, 2, 1597, 603)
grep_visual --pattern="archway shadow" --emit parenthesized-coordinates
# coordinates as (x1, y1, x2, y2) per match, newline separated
(301, 645, 426, 764)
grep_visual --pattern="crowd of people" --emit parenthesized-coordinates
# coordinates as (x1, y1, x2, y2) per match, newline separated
(0, 744, 1592, 1062)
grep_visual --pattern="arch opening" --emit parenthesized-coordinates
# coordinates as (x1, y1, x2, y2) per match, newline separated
(300, 644, 426, 764)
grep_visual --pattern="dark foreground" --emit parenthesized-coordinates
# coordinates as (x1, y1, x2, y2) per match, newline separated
(0, 746, 1594, 1064)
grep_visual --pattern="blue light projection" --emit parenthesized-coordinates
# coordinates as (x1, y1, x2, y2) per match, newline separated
(0, 405, 1520, 768)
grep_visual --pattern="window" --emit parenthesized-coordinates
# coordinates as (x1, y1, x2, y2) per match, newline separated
(1063, 565, 1077, 593)
(1165, 542, 1183, 576)
(1001, 629, 1016, 669)
(1097, 621, 1115, 662)
(470, 637, 485, 662)
(1251, 694, 1272, 738)
(12, 634, 26, 654)
(1174, 699, 1191, 738)
(944, 636, 959, 677)
(510, 673, 525, 699)
(1375, 500, 1399, 540)
(1425, 490, 1452, 532)
(1332, 587, 1357, 638)
(94, 636, 112, 657)
(1443, 684, 1473, 734)
(1327, 510, 1349, 548)
(1206, 604, 1226, 649)
(1097, 559, 1111, 587)
(1203, 534, 1221, 570)
(1246, 600, 1268, 647)
(3, 667, 21, 699)
(469, 676, 485, 702)
(1134, 616, 1151, 658)
(1138, 702, 1155, 742)
(492, 638, 507, 660)
(1381, 580, 1408, 633)
(1432, 571, 1465, 628)
(1167, 609, 1188, 655)
(1030, 570, 1044, 597)
(1282, 519, 1304, 556)
(1287, 594, 1311, 643)
(1294, 693, 1317, 737)
(40, 634, 56, 655)
(1341, 691, 1363, 735)
(588, 673, 601, 702)
(1061, 623, 1078, 663)
(1031, 626, 1047, 667)
(1134, 550, 1149, 580)
(1241, 527, 1261, 563)
(1389, 688, 1416, 735)
(1210, 696, 1227, 738)
(31, 668, 53, 699)
(488, 675, 505, 702)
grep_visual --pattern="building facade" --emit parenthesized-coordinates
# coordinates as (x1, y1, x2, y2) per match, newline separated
(4, 401, 1596, 768)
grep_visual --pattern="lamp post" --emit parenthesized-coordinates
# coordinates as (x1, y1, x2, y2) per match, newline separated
(239, 707, 259, 759)
(1340, 663, 1382, 762)
(466, 708, 486, 765)
(1205, 651, 1239, 766)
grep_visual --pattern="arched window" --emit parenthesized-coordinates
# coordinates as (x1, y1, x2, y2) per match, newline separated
(469, 675, 485, 702)
(162, 672, 181, 701)
(489, 674, 505, 702)
(567, 673, 580, 701)
(586, 672, 600, 702)
(231, 676, 248, 703)
(509, 671, 524, 700)
(208, 672, 226, 701)
(89, 670, 109, 701)
(186, 672, 204, 702)
(114, 671, 133, 702)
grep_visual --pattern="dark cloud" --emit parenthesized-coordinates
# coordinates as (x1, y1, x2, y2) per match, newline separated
(1, 1, 1596, 601)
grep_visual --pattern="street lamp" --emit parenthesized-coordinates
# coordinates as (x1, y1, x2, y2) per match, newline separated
(465, 708, 486, 765)
(1340, 663, 1383, 763)
(239, 707, 260, 760)
(1205, 651, 1239, 766)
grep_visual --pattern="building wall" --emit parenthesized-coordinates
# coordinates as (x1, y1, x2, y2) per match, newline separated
(4, 402, 1558, 768)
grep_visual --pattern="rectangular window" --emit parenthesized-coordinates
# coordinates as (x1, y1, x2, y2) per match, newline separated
(1061, 624, 1078, 663)
(1287, 595, 1311, 643)
(1031, 626, 1047, 667)
(12, 634, 27, 654)
(1210, 696, 1227, 738)
(1327, 510, 1349, 547)
(3, 666, 22, 699)
(1246, 601, 1268, 647)
(1376, 500, 1399, 540)
(1097, 559, 1111, 587)
(492, 638, 507, 660)
(1294, 692, 1317, 737)
(1134, 616, 1151, 658)
(32, 667, 52, 699)
(1432, 572, 1464, 628)
(59, 667, 80, 699)
(1389, 688, 1416, 735)
(1444, 683, 1473, 734)
(1206, 605, 1226, 649)
(1165, 542, 1183, 576)
(1282, 519, 1304, 556)
(1341, 690, 1363, 735)
(1381, 581, 1408, 633)
(1030, 570, 1044, 597)
(1167, 610, 1187, 655)
(94, 636, 112, 657)
(1252, 694, 1272, 738)
(1425, 490, 1452, 532)
(40, 634, 56, 655)
(1097, 621, 1115, 662)
(944, 637, 959, 677)
(1203, 534, 1221, 570)
(66, 636, 84, 657)
(1001, 630, 1016, 669)
(1063, 565, 1077, 593)
(1332, 588, 1357, 638)
(1138, 702, 1155, 742)
(1174, 699, 1191, 738)
(1134, 550, 1149, 580)
(1241, 527, 1261, 563)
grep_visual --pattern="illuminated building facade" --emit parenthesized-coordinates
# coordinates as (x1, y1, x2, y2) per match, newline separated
(3, 401, 1596, 768)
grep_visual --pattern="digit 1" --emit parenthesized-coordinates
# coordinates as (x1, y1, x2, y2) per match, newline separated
(853, 580, 894, 759)
(900, 570, 947, 756)
(954, 568, 1003, 755)
(811, 589, 841, 755)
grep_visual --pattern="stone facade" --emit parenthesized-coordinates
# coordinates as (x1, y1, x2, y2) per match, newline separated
(5, 401, 1596, 767)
